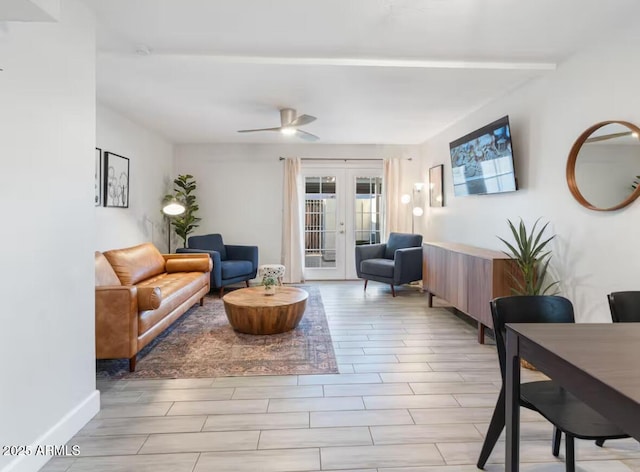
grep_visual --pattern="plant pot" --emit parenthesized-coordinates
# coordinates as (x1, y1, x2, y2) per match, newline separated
(264, 285, 276, 296)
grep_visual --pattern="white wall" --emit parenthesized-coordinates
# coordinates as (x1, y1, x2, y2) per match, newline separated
(417, 25, 640, 322)
(96, 104, 174, 252)
(175, 143, 418, 266)
(0, 1, 99, 471)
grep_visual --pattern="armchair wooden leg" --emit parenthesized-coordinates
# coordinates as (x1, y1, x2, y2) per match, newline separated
(129, 355, 137, 372)
(390, 285, 396, 297)
(245, 280, 250, 287)
(595, 439, 606, 447)
(363, 279, 368, 291)
(552, 426, 562, 457)
(219, 287, 224, 298)
(199, 297, 204, 306)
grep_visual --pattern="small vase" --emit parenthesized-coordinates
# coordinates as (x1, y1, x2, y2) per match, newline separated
(264, 285, 276, 296)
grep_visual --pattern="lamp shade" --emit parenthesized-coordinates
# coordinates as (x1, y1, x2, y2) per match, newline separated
(162, 197, 186, 216)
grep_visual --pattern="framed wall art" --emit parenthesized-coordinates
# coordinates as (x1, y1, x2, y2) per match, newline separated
(104, 152, 130, 208)
(95, 148, 102, 206)
(429, 164, 444, 207)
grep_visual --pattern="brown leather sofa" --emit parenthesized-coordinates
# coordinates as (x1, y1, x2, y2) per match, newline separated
(95, 242, 212, 371)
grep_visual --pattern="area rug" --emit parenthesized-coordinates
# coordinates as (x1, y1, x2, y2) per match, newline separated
(96, 285, 337, 379)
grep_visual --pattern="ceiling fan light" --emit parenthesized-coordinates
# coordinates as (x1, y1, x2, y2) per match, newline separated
(281, 127, 297, 136)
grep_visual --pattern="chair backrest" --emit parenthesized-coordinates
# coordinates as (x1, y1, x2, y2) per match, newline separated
(188, 234, 227, 260)
(384, 232, 423, 259)
(608, 291, 640, 322)
(491, 295, 575, 380)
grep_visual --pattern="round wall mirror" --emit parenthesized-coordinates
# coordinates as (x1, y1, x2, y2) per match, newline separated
(566, 120, 640, 211)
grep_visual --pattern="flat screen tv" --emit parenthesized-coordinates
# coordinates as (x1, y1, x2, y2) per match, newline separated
(449, 115, 518, 196)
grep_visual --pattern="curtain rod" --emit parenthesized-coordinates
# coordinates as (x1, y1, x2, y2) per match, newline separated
(278, 157, 412, 162)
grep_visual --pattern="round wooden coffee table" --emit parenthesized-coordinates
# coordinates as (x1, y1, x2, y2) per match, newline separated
(222, 286, 308, 335)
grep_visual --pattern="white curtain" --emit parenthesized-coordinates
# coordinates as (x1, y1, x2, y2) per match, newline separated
(281, 158, 305, 283)
(383, 158, 403, 240)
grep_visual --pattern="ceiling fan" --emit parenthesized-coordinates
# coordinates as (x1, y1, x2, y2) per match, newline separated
(237, 108, 319, 141)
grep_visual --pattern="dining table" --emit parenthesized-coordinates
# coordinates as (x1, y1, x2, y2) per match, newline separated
(505, 323, 640, 471)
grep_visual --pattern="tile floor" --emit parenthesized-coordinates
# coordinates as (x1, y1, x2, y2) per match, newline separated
(43, 282, 640, 471)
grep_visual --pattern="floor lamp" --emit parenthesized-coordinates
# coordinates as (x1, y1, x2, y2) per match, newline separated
(401, 183, 424, 233)
(162, 197, 186, 253)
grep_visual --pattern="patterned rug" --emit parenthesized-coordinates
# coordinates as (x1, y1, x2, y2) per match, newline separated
(96, 285, 337, 379)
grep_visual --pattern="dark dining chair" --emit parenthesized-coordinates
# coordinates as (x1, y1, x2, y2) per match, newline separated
(608, 291, 640, 322)
(477, 295, 629, 472)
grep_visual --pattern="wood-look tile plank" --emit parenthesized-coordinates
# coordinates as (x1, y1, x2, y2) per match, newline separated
(259, 426, 371, 449)
(321, 443, 444, 469)
(194, 448, 320, 472)
(310, 409, 414, 428)
(167, 399, 268, 415)
(95, 402, 173, 419)
(66, 453, 198, 472)
(203, 412, 309, 431)
(139, 430, 259, 454)
(231, 385, 322, 400)
(324, 383, 413, 397)
(268, 396, 364, 413)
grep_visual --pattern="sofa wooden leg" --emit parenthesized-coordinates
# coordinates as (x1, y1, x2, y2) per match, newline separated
(199, 297, 204, 306)
(129, 356, 137, 372)
(364, 279, 368, 291)
(219, 287, 224, 298)
(390, 285, 396, 297)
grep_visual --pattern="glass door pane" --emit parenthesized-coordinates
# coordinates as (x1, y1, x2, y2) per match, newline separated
(355, 176, 382, 246)
(304, 176, 337, 269)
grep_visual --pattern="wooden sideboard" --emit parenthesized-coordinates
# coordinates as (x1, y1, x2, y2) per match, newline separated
(422, 242, 516, 343)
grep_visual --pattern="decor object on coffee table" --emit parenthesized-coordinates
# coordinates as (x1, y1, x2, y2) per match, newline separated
(258, 264, 286, 285)
(262, 276, 277, 295)
(355, 232, 423, 297)
(177, 233, 258, 297)
(223, 286, 308, 334)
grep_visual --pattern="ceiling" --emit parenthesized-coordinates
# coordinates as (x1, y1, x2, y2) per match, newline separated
(86, 0, 640, 145)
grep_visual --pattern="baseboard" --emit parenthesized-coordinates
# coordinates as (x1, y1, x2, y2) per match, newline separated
(1, 390, 100, 472)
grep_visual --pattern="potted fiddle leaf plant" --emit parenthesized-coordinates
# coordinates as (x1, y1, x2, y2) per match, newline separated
(165, 174, 201, 248)
(262, 276, 277, 296)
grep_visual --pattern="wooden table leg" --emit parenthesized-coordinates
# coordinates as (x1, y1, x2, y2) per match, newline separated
(478, 323, 485, 344)
(427, 291, 433, 308)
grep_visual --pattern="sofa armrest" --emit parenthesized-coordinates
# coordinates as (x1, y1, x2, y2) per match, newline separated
(394, 246, 423, 284)
(355, 243, 386, 277)
(95, 285, 138, 359)
(164, 254, 212, 273)
(137, 286, 162, 310)
(226, 245, 259, 269)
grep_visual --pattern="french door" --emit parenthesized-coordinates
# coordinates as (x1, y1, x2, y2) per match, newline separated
(302, 165, 382, 280)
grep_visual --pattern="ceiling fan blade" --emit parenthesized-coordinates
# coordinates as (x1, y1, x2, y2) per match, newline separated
(296, 129, 319, 142)
(237, 127, 281, 133)
(585, 131, 632, 143)
(290, 114, 317, 127)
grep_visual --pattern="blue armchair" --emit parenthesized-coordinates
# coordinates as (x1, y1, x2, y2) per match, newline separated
(355, 232, 423, 297)
(176, 234, 258, 297)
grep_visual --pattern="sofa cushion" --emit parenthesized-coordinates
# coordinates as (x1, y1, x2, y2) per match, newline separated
(384, 233, 423, 259)
(95, 252, 121, 286)
(188, 234, 227, 261)
(221, 260, 253, 280)
(137, 271, 208, 334)
(361, 258, 395, 278)
(104, 243, 166, 285)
